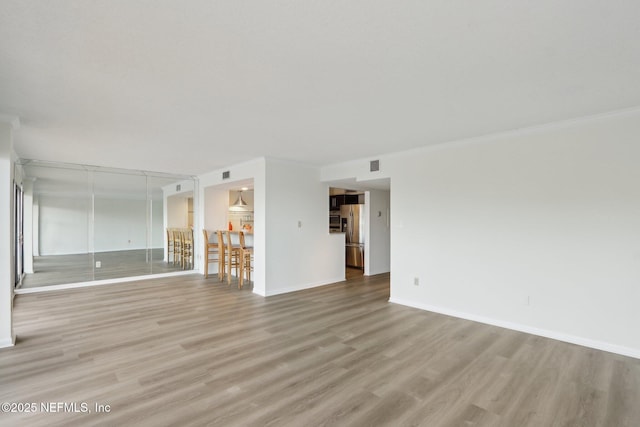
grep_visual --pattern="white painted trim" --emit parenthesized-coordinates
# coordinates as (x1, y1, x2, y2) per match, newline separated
(383, 105, 640, 162)
(389, 297, 640, 360)
(0, 333, 16, 348)
(252, 288, 266, 297)
(321, 105, 640, 175)
(14, 271, 196, 294)
(264, 277, 346, 297)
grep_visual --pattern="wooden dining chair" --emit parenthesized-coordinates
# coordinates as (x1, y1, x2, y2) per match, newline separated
(202, 229, 221, 279)
(225, 230, 242, 285)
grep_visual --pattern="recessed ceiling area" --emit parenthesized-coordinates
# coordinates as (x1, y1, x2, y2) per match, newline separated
(1, 1, 639, 175)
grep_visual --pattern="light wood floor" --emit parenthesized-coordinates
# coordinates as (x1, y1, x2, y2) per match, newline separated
(1, 274, 639, 426)
(20, 249, 189, 289)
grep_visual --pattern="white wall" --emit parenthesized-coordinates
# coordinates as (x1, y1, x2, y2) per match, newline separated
(163, 180, 196, 226)
(264, 159, 344, 296)
(166, 195, 190, 228)
(151, 199, 164, 249)
(365, 189, 391, 276)
(38, 195, 165, 255)
(204, 186, 229, 231)
(38, 195, 90, 255)
(94, 198, 148, 252)
(201, 185, 231, 274)
(322, 156, 391, 184)
(321, 108, 640, 359)
(391, 111, 640, 358)
(0, 119, 16, 347)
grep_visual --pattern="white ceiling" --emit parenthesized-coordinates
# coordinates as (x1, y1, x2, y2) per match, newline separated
(2, 1, 639, 176)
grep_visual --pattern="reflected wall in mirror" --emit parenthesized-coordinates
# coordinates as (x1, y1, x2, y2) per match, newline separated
(16, 160, 197, 289)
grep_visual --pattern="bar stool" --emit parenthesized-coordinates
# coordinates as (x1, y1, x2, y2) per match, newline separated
(239, 231, 253, 289)
(202, 229, 221, 279)
(216, 230, 226, 281)
(172, 228, 182, 266)
(181, 228, 194, 269)
(166, 228, 174, 263)
(225, 231, 242, 285)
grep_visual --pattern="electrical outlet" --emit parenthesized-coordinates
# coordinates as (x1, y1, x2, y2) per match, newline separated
(298, 220, 302, 229)
(95, 261, 101, 268)
(414, 277, 419, 286)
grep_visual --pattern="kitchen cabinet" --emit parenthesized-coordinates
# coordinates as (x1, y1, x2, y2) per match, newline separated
(344, 194, 359, 205)
(330, 194, 362, 211)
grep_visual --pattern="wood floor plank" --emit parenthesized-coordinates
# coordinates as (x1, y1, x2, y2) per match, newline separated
(1, 273, 639, 426)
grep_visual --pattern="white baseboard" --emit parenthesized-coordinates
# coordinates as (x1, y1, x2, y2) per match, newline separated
(389, 297, 640, 360)
(265, 276, 346, 297)
(365, 269, 391, 277)
(0, 333, 16, 348)
(14, 271, 196, 294)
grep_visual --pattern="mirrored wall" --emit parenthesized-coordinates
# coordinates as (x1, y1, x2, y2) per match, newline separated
(16, 160, 197, 289)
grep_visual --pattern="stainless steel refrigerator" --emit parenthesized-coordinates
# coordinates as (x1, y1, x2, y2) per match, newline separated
(341, 204, 365, 268)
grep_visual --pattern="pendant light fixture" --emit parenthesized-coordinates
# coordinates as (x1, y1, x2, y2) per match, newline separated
(232, 191, 248, 207)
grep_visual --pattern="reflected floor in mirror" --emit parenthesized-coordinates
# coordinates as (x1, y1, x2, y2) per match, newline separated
(20, 249, 187, 289)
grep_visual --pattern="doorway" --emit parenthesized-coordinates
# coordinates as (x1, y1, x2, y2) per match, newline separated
(202, 178, 255, 287)
(327, 178, 391, 280)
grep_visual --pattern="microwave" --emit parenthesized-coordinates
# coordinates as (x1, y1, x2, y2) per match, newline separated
(329, 214, 341, 230)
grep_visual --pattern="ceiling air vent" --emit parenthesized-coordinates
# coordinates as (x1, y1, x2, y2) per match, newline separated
(175, 184, 181, 192)
(370, 160, 380, 172)
(222, 171, 230, 180)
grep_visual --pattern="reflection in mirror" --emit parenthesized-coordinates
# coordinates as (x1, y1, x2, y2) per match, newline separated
(93, 171, 153, 280)
(20, 163, 93, 287)
(148, 175, 194, 271)
(17, 160, 196, 289)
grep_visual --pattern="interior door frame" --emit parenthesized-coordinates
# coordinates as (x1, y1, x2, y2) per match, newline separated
(14, 181, 24, 287)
